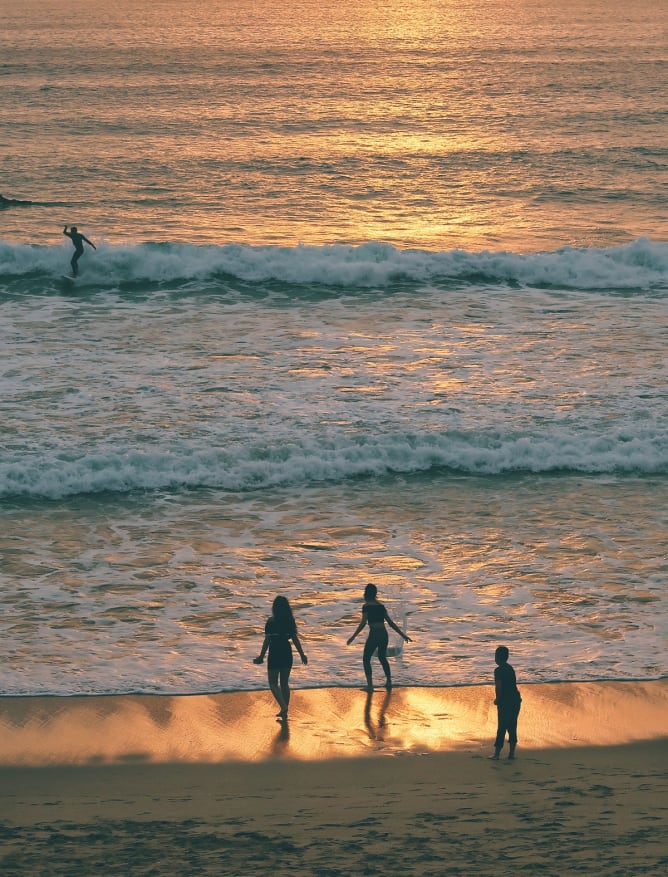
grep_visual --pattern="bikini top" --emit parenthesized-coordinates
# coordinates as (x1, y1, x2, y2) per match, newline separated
(364, 602, 386, 624)
(265, 617, 295, 639)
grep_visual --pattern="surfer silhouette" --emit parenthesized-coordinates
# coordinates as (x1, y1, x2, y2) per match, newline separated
(63, 225, 96, 276)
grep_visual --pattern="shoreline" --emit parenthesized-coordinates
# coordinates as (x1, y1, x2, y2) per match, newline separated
(1, 682, 666, 875)
(0, 679, 666, 767)
(4, 671, 667, 697)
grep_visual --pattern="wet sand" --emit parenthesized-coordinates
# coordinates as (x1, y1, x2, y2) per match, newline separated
(1, 680, 666, 876)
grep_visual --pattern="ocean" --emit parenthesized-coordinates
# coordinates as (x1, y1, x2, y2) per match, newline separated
(1, 0, 666, 697)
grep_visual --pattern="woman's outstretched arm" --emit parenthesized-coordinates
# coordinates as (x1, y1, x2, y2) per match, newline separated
(385, 611, 411, 642)
(347, 609, 367, 645)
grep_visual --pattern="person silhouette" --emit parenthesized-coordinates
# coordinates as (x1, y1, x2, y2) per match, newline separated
(490, 645, 522, 760)
(253, 595, 307, 721)
(347, 583, 411, 691)
(63, 225, 96, 276)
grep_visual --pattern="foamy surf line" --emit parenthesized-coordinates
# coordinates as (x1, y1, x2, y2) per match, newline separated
(1, 238, 667, 291)
(2, 428, 666, 500)
(1, 680, 666, 767)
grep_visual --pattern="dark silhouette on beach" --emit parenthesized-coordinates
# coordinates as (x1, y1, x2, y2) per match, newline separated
(253, 595, 307, 721)
(63, 225, 96, 276)
(347, 583, 411, 691)
(490, 645, 522, 760)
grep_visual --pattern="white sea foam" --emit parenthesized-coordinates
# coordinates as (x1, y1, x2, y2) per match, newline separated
(1, 238, 667, 292)
(0, 472, 665, 696)
(0, 428, 666, 499)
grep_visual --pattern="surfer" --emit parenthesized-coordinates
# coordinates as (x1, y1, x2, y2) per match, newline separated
(347, 583, 411, 691)
(253, 595, 307, 721)
(63, 225, 96, 276)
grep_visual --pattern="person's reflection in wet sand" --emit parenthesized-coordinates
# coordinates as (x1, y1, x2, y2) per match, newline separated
(364, 687, 392, 741)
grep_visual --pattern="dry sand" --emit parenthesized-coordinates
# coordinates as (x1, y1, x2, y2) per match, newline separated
(0, 680, 666, 876)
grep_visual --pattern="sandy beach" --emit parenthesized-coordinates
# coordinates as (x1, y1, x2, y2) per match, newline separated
(1, 680, 666, 876)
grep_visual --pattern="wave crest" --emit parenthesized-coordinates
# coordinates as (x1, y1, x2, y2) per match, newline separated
(1, 237, 667, 293)
(1, 429, 665, 499)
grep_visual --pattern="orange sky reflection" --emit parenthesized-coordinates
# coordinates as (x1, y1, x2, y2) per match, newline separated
(0, 680, 666, 767)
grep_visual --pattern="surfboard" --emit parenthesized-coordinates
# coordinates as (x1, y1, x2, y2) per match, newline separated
(60, 274, 76, 285)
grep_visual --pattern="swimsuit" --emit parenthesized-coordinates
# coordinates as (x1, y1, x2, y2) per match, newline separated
(265, 617, 294, 670)
(364, 602, 386, 625)
(363, 602, 389, 659)
(364, 625, 389, 660)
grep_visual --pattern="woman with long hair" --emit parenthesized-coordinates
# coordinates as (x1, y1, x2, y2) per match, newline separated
(347, 583, 410, 691)
(253, 595, 307, 720)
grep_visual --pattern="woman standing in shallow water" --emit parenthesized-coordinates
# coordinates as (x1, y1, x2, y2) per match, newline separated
(254, 596, 307, 720)
(347, 584, 411, 691)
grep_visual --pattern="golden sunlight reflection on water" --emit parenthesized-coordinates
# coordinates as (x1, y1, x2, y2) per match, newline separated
(0, 680, 666, 766)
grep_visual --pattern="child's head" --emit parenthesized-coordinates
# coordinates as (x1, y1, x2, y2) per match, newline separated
(364, 583, 378, 601)
(494, 645, 510, 665)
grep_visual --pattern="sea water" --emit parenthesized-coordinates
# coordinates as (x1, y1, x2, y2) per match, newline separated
(1, 0, 666, 695)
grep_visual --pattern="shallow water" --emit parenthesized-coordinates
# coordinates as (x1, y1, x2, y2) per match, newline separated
(1, 0, 666, 695)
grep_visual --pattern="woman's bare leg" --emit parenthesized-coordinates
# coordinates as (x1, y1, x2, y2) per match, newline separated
(279, 667, 292, 712)
(267, 668, 288, 714)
